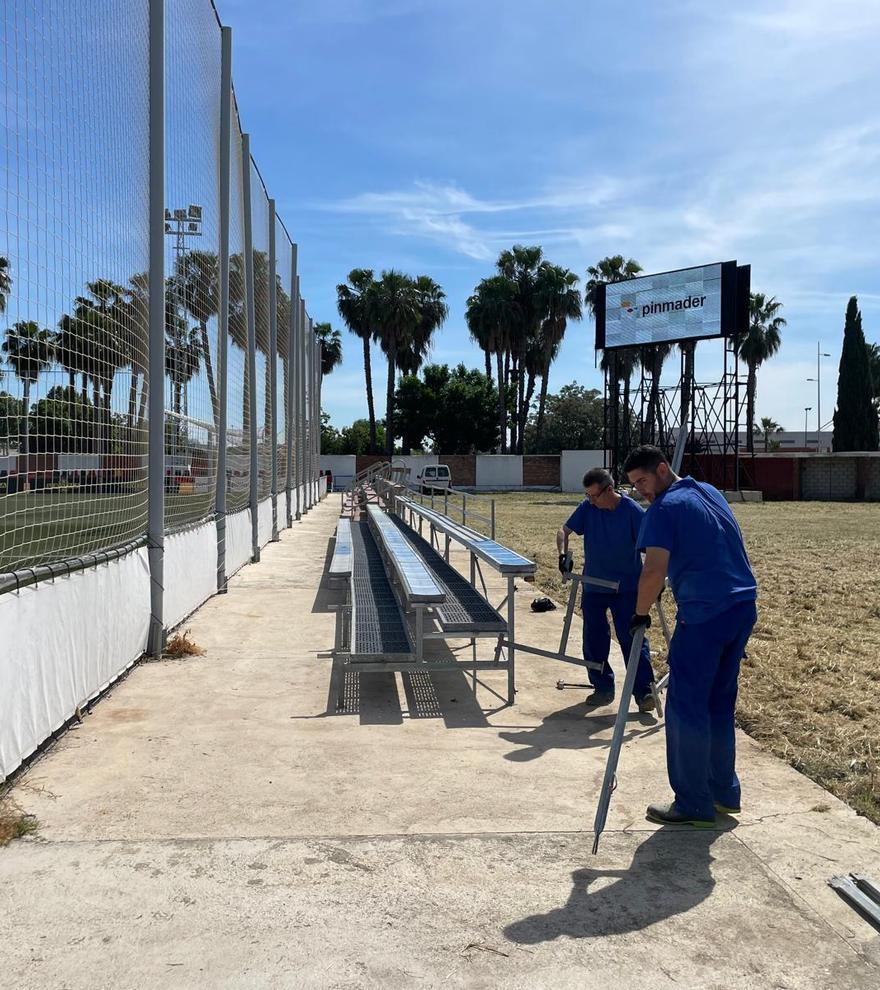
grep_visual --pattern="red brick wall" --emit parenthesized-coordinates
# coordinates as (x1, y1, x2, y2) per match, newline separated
(354, 454, 387, 474)
(441, 454, 476, 486)
(522, 455, 560, 487)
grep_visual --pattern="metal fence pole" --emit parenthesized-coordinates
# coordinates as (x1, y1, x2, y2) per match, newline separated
(308, 317, 315, 507)
(299, 296, 307, 513)
(147, 0, 166, 657)
(295, 281, 303, 519)
(285, 243, 297, 527)
(241, 133, 260, 562)
(215, 25, 232, 592)
(268, 198, 279, 541)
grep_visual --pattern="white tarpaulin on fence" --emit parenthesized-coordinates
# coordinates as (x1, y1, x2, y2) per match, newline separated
(164, 522, 219, 630)
(0, 549, 151, 780)
(258, 497, 274, 547)
(226, 508, 252, 576)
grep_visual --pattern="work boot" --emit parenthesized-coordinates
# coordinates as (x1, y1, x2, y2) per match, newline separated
(714, 801, 741, 815)
(584, 690, 615, 708)
(636, 693, 656, 713)
(646, 802, 715, 828)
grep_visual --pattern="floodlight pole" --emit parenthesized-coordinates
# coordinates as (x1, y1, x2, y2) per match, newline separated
(147, 0, 166, 657)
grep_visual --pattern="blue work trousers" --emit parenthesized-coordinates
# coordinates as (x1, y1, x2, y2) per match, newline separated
(582, 590, 654, 700)
(665, 600, 758, 819)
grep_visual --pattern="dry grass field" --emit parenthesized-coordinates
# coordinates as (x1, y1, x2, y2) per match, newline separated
(492, 493, 880, 823)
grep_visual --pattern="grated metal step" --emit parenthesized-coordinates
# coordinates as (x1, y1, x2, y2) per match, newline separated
(350, 520, 412, 658)
(390, 515, 506, 633)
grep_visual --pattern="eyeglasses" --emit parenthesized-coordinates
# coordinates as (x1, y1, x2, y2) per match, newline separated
(585, 485, 611, 503)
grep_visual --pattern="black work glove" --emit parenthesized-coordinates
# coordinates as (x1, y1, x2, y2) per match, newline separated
(558, 552, 573, 576)
(629, 613, 652, 637)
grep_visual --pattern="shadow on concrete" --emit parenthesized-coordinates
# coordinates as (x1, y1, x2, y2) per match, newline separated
(504, 828, 727, 944)
(498, 702, 661, 762)
(311, 539, 342, 615)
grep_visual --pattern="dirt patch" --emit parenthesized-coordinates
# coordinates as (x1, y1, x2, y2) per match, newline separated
(493, 493, 880, 823)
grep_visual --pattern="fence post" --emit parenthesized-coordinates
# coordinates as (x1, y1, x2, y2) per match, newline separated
(215, 25, 232, 592)
(309, 317, 316, 507)
(286, 244, 297, 527)
(147, 0, 166, 657)
(295, 282, 303, 519)
(268, 198, 279, 541)
(241, 133, 260, 562)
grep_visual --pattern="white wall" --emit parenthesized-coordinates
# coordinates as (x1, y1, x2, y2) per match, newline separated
(476, 454, 523, 489)
(320, 454, 356, 487)
(226, 507, 252, 576)
(561, 450, 608, 492)
(0, 548, 151, 779)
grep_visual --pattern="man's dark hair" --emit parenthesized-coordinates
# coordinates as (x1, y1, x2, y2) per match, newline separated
(583, 467, 613, 489)
(622, 445, 669, 474)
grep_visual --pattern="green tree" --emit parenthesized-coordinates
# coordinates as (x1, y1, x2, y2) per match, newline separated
(338, 417, 387, 455)
(393, 373, 432, 452)
(758, 416, 783, 452)
(0, 256, 11, 315)
(497, 245, 544, 454)
(396, 276, 448, 377)
(314, 322, 343, 377)
(832, 296, 879, 451)
(585, 256, 643, 461)
(28, 386, 99, 453)
(2, 321, 56, 480)
(533, 262, 582, 450)
(371, 270, 422, 457)
(466, 274, 518, 453)
(337, 269, 379, 453)
(431, 364, 499, 453)
(867, 341, 880, 415)
(320, 411, 343, 454)
(0, 391, 25, 452)
(525, 382, 604, 453)
(736, 292, 785, 453)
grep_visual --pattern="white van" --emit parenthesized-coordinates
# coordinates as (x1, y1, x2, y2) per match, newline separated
(416, 463, 451, 494)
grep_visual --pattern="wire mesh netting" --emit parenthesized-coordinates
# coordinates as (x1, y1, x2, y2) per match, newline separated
(1, 0, 151, 574)
(0, 0, 318, 583)
(163, 0, 222, 532)
(275, 219, 291, 504)
(249, 161, 271, 500)
(225, 112, 249, 515)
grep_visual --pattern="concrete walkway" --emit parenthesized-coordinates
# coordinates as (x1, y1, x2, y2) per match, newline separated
(2, 498, 879, 989)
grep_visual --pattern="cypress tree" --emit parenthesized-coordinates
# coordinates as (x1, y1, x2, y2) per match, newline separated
(832, 296, 879, 451)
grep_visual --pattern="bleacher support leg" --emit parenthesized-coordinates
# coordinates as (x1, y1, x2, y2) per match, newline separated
(507, 575, 516, 705)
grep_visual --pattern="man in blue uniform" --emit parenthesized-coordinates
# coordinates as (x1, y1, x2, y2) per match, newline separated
(556, 468, 656, 713)
(624, 445, 758, 827)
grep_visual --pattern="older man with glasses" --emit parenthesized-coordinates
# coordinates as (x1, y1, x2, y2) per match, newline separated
(555, 467, 656, 712)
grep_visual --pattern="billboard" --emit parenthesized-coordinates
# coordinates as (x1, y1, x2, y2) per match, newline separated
(594, 261, 749, 350)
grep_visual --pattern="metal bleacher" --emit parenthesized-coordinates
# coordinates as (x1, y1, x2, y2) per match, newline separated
(329, 474, 534, 709)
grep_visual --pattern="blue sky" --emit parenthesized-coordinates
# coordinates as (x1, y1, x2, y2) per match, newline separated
(220, 0, 880, 435)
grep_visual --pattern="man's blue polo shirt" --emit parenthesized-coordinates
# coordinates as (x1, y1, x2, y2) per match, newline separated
(636, 476, 757, 623)
(565, 494, 644, 594)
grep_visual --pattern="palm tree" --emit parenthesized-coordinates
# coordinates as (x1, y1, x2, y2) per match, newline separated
(497, 246, 544, 453)
(533, 262, 582, 449)
(466, 275, 519, 453)
(371, 270, 421, 456)
(396, 275, 447, 377)
(165, 318, 201, 449)
(736, 293, 785, 452)
(640, 342, 673, 444)
(337, 269, 379, 453)
(759, 416, 783, 451)
(175, 250, 220, 430)
(314, 322, 342, 377)
(0, 256, 11, 314)
(2, 321, 56, 487)
(59, 280, 129, 453)
(679, 339, 696, 438)
(228, 252, 251, 441)
(586, 256, 643, 464)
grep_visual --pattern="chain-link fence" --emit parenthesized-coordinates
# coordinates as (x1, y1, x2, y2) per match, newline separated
(0, 0, 323, 589)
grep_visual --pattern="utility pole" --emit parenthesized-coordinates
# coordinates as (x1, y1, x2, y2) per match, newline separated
(807, 342, 832, 451)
